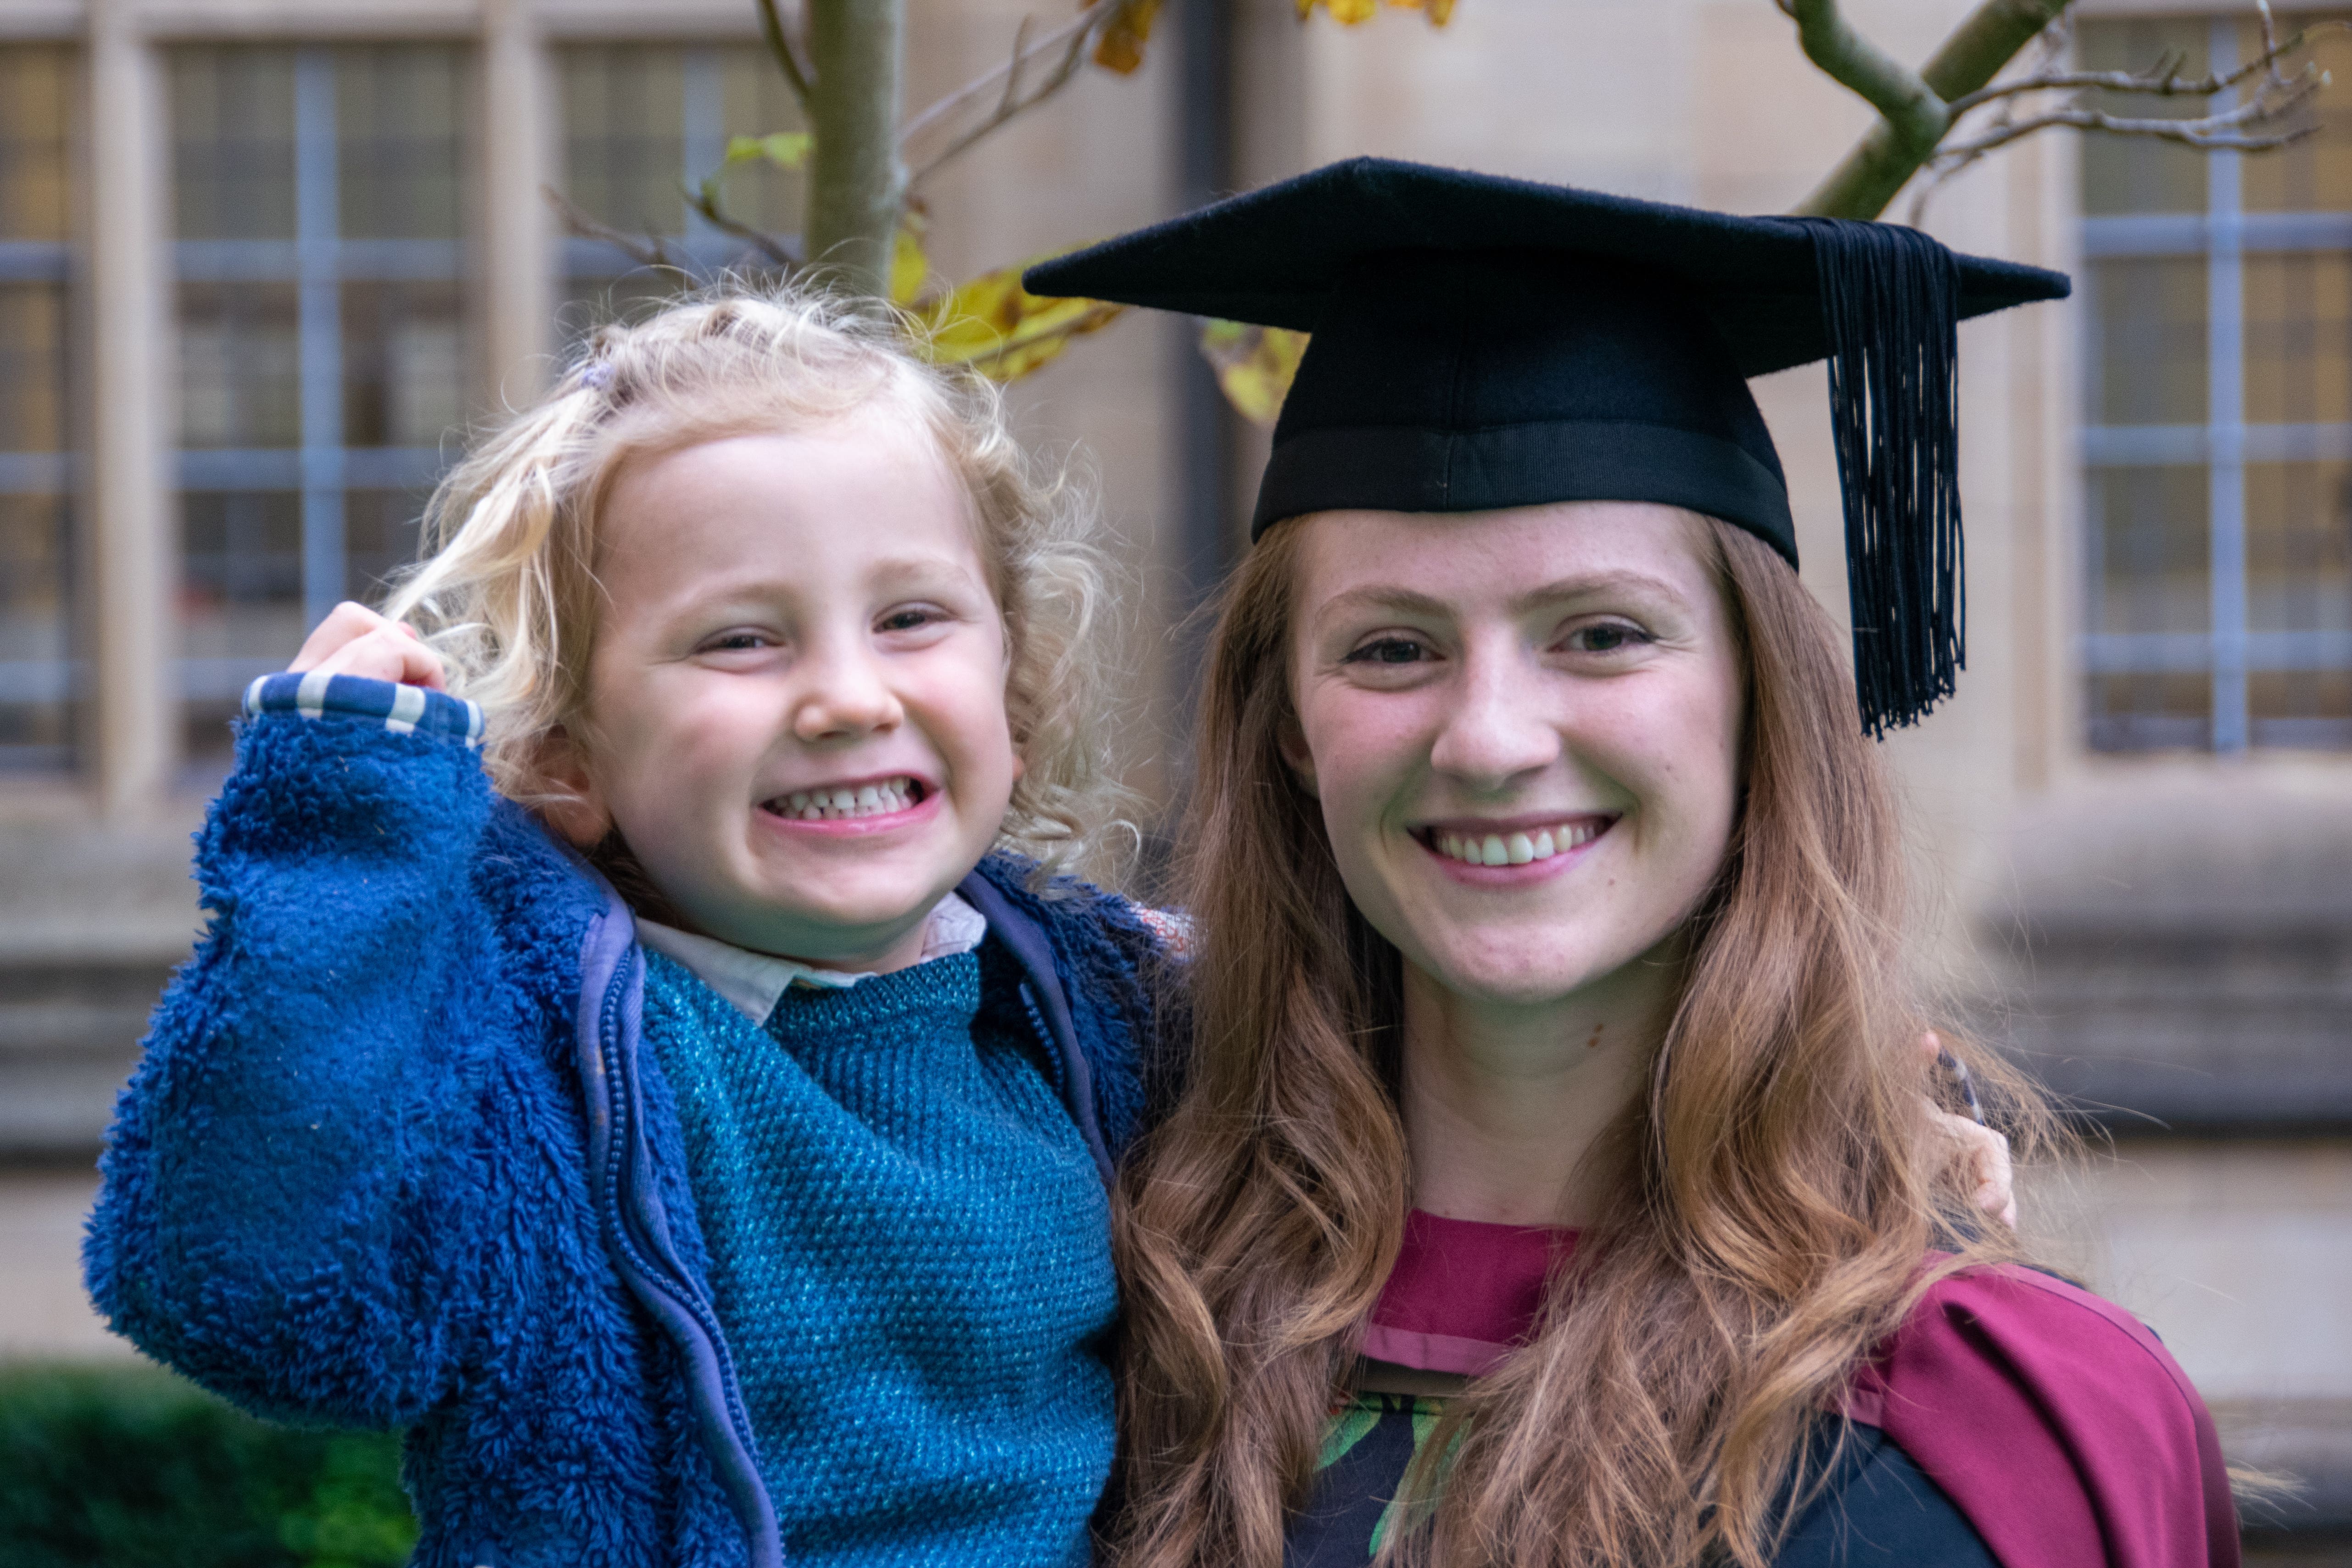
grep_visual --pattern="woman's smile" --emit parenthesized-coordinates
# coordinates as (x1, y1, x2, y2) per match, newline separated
(1415, 813, 1617, 876)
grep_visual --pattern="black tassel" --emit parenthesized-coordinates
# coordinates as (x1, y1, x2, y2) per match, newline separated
(1800, 218, 1964, 738)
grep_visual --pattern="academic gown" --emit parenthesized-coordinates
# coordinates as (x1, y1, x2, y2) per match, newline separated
(1285, 1212, 2239, 1568)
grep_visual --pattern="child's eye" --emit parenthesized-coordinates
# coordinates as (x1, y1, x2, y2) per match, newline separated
(1342, 636, 1431, 666)
(877, 607, 944, 634)
(702, 631, 774, 653)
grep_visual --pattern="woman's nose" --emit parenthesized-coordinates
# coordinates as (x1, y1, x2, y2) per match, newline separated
(1427, 648, 1559, 787)
(790, 639, 903, 742)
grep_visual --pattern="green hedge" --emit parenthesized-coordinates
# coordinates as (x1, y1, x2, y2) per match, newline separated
(0, 1362, 418, 1568)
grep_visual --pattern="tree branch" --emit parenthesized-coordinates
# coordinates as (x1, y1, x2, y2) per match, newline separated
(757, 0, 816, 113)
(900, 1, 1147, 190)
(684, 181, 806, 271)
(1794, 0, 2072, 219)
(1905, 5, 2343, 223)
(544, 184, 680, 271)
(1777, 0, 1949, 162)
(806, 0, 907, 299)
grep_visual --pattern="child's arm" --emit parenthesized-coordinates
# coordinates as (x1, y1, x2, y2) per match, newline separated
(85, 613, 558, 1427)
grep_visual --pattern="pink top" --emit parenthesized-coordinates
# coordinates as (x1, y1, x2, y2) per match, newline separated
(1361, 1210, 2239, 1568)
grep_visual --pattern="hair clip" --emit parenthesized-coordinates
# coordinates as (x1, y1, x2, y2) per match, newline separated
(580, 360, 615, 391)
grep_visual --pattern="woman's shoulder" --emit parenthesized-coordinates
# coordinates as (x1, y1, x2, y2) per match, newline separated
(1849, 1262, 2238, 1568)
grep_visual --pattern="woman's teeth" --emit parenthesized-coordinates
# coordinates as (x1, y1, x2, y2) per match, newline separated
(771, 778, 919, 820)
(1431, 821, 1602, 867)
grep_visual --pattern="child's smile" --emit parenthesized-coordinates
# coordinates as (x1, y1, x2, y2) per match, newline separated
(542, 413, 1021, 974)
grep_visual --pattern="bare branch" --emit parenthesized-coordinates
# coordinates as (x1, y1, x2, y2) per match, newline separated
(1944, 21, 2349, 114)
(756, 0, 815, 113)
(1778, 0, 1950, 159)
(1907, 3, 2340, 223)
(900, 0, 1154, 188)
(683, 181, 805, 271)
(1797, 0, 2073, 219)
(900, 7, 1103, 145)
(544, 184, 678, 270)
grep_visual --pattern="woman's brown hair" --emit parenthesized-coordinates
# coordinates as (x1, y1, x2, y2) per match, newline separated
(1110, 513, 2057, 1568)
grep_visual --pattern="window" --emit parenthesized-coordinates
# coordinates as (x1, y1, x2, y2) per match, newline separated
(0, 48, 75, 771)
(2081, 16, 2352, 751)
(559, 44, 804, 327)
(171, 45, 469, 756)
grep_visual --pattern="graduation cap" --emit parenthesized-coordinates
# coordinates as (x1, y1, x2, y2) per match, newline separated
(1023, 157, 2069, 737)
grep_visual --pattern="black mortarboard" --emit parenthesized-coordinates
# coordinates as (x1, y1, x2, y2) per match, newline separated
(1024, 157, 2070, 736)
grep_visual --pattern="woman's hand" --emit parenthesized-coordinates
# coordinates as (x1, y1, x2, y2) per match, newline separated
(1921, 1032, 2017, 1230)
(290, 602, 448, 692)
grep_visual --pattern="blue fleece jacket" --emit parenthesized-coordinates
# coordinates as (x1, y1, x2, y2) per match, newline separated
(83, 673, 1163, 1568)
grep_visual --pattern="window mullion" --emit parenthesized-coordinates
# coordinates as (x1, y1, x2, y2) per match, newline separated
(2207, 15, 2250, 754)
(295, 46, 344, 632)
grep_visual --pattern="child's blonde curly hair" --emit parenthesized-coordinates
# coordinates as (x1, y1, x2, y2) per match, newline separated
(382, 284, 1125, 880)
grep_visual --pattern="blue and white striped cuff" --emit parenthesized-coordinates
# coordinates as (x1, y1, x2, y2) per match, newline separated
(241, 671, 485, 748)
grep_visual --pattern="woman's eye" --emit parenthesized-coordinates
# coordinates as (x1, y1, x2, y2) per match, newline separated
(1564, 622, 1652, 654)
(1343, 637, 1430, 666)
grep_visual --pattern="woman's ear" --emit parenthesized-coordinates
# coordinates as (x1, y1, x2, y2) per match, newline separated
(531, 725, 614, 847)
(1277, 714, 1320, 799)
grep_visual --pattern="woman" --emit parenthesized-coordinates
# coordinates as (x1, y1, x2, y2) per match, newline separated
(1028, 162, 2234, 1568)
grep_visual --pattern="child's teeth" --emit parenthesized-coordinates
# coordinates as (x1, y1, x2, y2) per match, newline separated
(856, 785, 882, 811)
(788, 792, 809, 810)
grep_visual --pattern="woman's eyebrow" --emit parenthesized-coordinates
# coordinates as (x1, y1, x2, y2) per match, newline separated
(1317, 570, 1689, 624)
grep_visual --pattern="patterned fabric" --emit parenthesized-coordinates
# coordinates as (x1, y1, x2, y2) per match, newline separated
(640, 947, 1117, 1567)
(1286, 1393, 1451, 1566)
(242, 669, 483, 745)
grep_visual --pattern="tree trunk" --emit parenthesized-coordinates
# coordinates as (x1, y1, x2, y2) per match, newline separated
(807, 0, 907, 298)
(1795, 0, 2073, 220)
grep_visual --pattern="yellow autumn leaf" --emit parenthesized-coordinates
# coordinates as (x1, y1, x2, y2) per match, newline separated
(916, 258, 1123, 382)
(890, 209, 933, 306)
(1296, 0, 1453, 22)
(1198, 319, 1310, 428)
(723, 131, 812, 172)
(1091, 0, 1163, 74)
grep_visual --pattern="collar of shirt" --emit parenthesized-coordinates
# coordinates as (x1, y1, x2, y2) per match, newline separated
(635, 892, 989, 1025)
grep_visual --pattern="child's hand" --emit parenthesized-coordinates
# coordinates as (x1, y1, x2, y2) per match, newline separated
(1919, 1031, 2017, 1230)
(290, 602, 449, 692)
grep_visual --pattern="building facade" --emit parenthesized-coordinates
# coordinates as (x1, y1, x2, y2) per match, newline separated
(1, 0, 2347, 1547)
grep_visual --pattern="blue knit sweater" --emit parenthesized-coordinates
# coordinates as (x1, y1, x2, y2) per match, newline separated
(642, 950, 1116, 1566)
(84, 673, 1164, 1568)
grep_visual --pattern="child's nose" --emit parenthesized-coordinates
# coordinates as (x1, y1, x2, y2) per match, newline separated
(791, 646, 903, 741)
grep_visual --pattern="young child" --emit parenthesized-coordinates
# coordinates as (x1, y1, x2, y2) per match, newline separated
(84, 290, 1168, 1568)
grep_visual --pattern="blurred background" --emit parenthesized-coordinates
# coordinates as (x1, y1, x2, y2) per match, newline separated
(0, 0, 2346, 1560)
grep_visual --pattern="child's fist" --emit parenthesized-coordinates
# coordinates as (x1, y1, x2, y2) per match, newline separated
(290, 602, 449, 692)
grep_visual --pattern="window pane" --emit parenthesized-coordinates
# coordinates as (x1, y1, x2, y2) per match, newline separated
(717, 47, 806, 235)
(563, 47, 688, 236)
(179, 282, 301, 449)
(0, 285, 67, 453)
(342, 281, 464, 449)
(344, 488, 427, 604)
(2241, 12, 2352, 214)
(0, 493, 70, 768)
(2090, 258, 2207, 426)
(2094, 465, 2212, 638)
(2245, 459, 2352, 640)
(171, 48, 296, 241)
(0, 50, 73, 769)
(180, 490, 302, 756)
(0, 46, 72, 242)
(2249, 671, 2352, 746)
(2078, 19, 2211, 217)
(2245, 252, 2352, 425)
(337, 46, 465, 241)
